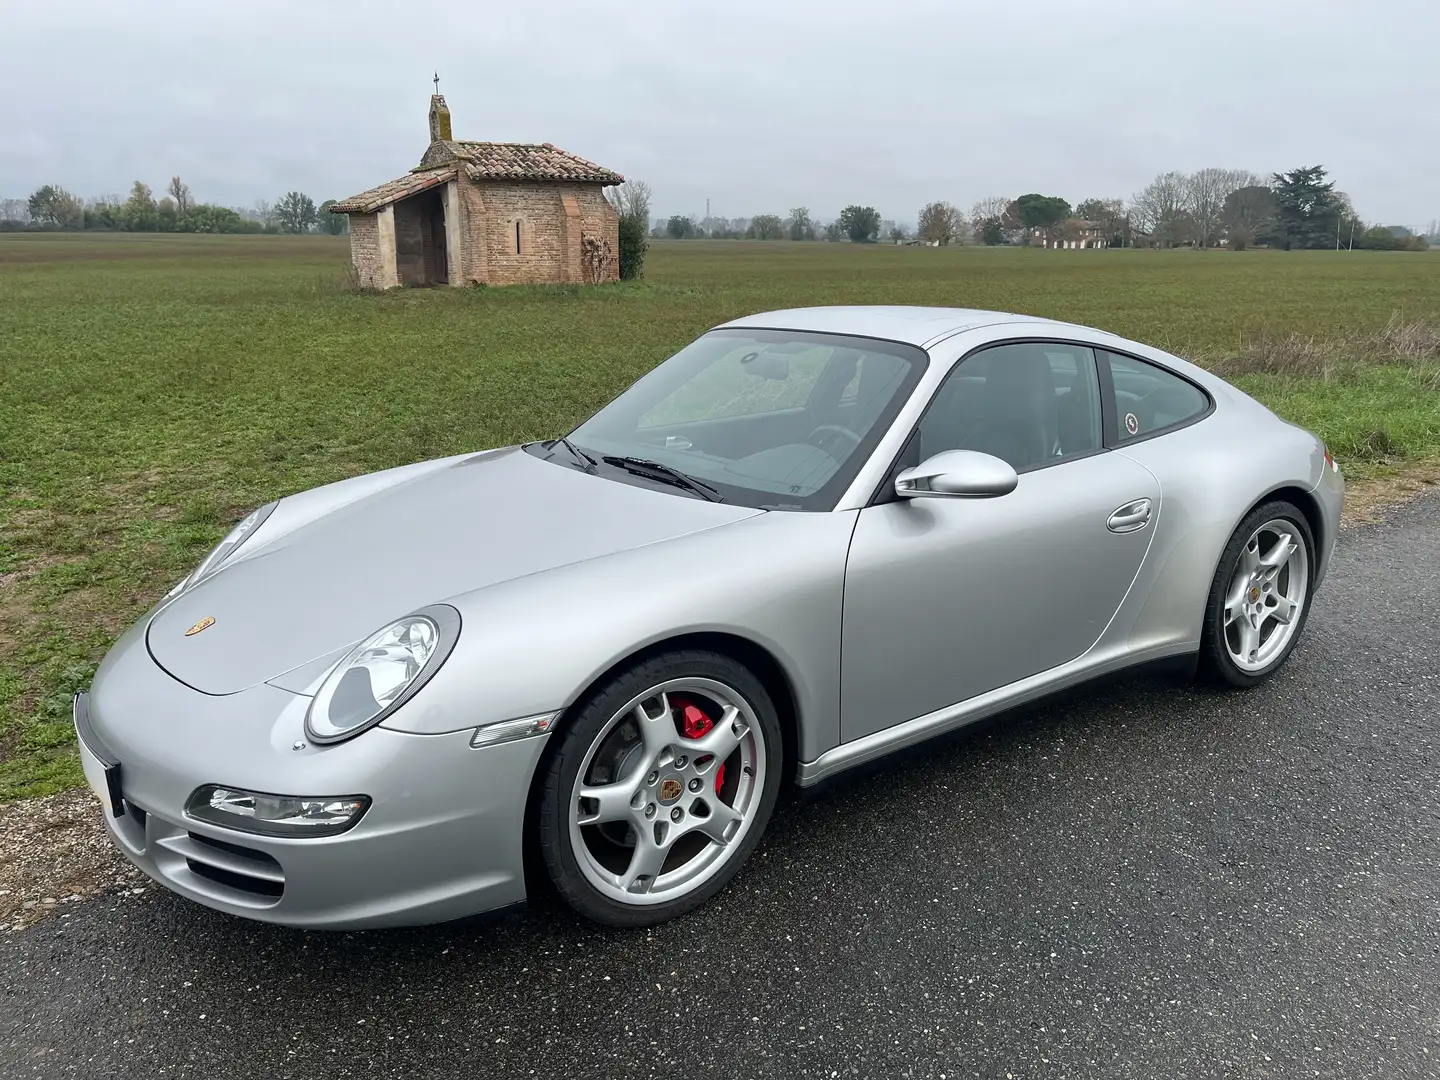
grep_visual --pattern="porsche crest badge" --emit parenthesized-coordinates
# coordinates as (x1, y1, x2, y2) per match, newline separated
(185, 616, 216, 637)
(660, 778, 683, 803)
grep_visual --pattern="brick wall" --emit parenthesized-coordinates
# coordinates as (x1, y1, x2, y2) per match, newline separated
(348, 213, 384, 289)
(480, 182, 565, 285)
(575, 185, 619, 283)
(473, 181, 620, 285)
(457, 181, 488, 285)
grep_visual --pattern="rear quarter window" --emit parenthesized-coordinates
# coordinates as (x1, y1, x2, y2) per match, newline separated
(1104, 351, 1210, 443)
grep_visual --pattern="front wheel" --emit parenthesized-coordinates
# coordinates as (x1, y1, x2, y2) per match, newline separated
(537, 651, 782, 927)
(1200, 501, 1315, 687)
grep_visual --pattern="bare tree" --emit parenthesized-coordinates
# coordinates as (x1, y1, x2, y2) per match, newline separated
(606, 180, 652, 227)
(167, 175, 192, 214)
(1130, 172, 1190, 247)
(917, 201, 961, 245)
(0, 197, 30, 223)
(1182, 169, 1227, 248)
(969, 196, 1009, 237)
(1182, 168, 1263, 248)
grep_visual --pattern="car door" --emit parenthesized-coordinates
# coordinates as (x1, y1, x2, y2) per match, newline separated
(840, 340, 1160, 742)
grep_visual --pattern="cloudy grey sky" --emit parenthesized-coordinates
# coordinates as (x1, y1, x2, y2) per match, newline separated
(4, 0, 1436, 227)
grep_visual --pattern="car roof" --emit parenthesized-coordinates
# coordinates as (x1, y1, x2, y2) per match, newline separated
(715, 306, 1062, 349)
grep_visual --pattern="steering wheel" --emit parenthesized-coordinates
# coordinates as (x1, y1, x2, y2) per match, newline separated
(806, 424, 862, 458)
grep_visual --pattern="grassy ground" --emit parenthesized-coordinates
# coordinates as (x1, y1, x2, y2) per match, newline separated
(3, 233, 1439, 799)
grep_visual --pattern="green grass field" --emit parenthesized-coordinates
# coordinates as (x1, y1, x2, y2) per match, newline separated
(3, 233, 1439, 799)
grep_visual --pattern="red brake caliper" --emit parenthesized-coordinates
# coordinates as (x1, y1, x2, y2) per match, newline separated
(676, 697, 726, 795)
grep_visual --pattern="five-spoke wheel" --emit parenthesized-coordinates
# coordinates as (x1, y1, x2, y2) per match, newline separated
(1203, 501, 1315, 686)
(538, 652, 781, 926)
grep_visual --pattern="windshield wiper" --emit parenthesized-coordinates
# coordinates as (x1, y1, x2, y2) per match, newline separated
(600, 456, 724, 502)
(549, 436, 597, 473)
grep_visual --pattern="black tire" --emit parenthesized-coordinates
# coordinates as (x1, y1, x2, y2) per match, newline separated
(1199, 500, 1316, 688)
(537, 649, 783, 927)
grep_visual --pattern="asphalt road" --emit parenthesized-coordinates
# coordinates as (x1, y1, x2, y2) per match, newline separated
(3, 496, 1438, 1080)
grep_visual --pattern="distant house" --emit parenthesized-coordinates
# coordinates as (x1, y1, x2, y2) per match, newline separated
(330, 93, 623, 289)
(1030, 219, 1109, 249)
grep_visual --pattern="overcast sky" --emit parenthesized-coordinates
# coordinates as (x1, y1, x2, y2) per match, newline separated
(4, 0, 1437, 227)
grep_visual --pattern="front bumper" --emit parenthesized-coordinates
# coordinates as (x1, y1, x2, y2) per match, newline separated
(76, 626, 551, 929)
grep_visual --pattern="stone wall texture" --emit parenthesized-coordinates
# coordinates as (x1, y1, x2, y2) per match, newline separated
(348, 213, 384, 289)
(478, 180, 619, 285)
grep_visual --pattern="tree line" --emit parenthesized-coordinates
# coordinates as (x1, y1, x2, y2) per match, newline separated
(652, 165, 1431, 252)
(3, 178, 350, 236)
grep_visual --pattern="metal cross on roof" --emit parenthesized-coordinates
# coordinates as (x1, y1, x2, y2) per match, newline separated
(433, 72, 440, 94)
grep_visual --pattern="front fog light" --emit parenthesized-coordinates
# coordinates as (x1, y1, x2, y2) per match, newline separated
(186, 785, 370, 837)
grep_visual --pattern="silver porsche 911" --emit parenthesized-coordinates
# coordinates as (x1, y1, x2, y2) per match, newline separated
(76, 306, 1343, 928)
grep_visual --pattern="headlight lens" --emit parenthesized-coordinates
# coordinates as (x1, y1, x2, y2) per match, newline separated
(304, 605, 461, 743)
(186, 785, 370, 837)
(183, 501, 279, 590)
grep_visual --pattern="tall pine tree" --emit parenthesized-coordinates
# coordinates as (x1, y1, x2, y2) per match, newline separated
(1270, 166, 1340, 250)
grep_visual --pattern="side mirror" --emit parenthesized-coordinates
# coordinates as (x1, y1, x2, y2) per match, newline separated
(894, 449, 1018, 499)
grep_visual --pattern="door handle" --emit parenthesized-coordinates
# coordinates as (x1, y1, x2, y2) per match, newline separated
(1106, 498, 1152, 533)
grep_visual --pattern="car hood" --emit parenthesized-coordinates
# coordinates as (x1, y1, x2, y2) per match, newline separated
(147, 447, 762, 695)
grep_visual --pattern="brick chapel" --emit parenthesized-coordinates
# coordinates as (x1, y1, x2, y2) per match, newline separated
(330, 93, 623, 289)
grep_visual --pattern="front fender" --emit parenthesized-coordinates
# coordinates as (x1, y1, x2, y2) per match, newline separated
(378, 510, 858, 764)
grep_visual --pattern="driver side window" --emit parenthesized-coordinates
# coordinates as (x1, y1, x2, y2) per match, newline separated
(917, 342, 1103, 472)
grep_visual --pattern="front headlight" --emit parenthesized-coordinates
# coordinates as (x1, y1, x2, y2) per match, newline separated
(186, 785, 370, 837)
(176, 501, 279, 593)
(304, 605, 461, 744)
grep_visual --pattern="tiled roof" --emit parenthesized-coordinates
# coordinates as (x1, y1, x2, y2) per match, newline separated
(453, 142, 622, 185)
(329, 141, 623, 215)
(329, 167, 453, 214)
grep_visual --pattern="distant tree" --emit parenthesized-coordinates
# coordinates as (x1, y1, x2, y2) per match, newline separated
(748, 214, 784, 240)
(1013, 193, 1072, 243)
(1182, 168, 1261, 248)
(889, 223, 908, 242)
(787, 207, 815, 241)
(823, 220, 843, 242)
(917, 200, 961, 245)
(1270, 165, 1340, 250)
(606, 180, 651, 278)
(176, 204, 247, 233)
(666, 214, 695, 239)
(121, 181, 158, 231)
(969, 196, 1008, 238)
(1075, 197, 1126, 245)
(1130, 172, 1188, 247)
(274, 191, 318, 234)
(157, 196, 178, 231)
(837, 204, 881, 243)
(316, 199, 347, 235)
(1220, 185, 1277, 243)
(27, 184, 82, 227)
(1, 197, 30, 223)
(167, 175, 193, 214)
(979, 217, 1005, 245)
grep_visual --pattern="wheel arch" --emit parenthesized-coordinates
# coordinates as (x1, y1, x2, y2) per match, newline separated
(1249, 483, 1325, 565)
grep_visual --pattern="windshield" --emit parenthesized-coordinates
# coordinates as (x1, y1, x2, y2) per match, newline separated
(550, 328, 927, 510)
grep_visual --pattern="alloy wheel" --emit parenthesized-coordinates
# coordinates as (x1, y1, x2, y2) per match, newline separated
(1223, 517, 1310, 672)
(566, 678, 766, 906)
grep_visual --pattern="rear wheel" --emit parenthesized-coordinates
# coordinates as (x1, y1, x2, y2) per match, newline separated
(1200, 501, 1315, 687)
(537, 651, 782, 927)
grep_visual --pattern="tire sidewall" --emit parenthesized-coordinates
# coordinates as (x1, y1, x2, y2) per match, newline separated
(537, 650, 783, 927)
(1202, 501, 1316, 687)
